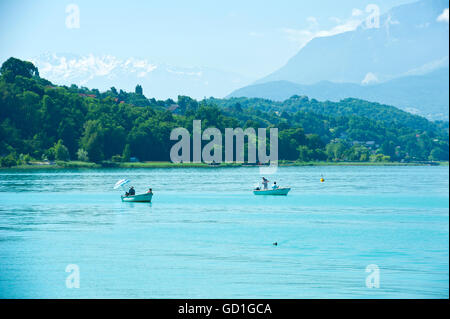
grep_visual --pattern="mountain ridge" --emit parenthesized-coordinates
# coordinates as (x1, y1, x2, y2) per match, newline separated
(228, 67, 450, 120)
(28, 53, 252, 100)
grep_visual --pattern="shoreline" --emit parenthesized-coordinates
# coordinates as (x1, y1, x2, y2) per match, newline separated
(1, 160, 447, 170)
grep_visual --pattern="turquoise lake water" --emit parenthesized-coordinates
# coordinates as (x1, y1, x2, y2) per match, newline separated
(0, 166, 448, 298)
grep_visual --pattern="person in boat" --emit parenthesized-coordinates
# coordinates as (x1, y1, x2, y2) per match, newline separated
(146, 188, 153, 194)
(126, 186, 135, 196)
(262, 177, 269, 190)
(272, 181, 279, 190)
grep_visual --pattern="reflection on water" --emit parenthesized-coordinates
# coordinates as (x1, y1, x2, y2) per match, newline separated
(0, 166, 448, 298)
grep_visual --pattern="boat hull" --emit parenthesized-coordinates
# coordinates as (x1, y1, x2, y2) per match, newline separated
(253, 188, 291, 195)
(121, 193, 153, 202)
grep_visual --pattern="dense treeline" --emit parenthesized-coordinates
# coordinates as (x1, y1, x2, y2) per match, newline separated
(0, 57, 448, 167)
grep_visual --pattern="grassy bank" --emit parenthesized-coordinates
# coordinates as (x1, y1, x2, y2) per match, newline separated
(118, 161, 241, 168)
(1, 160, 447, 170)
(279, 160, 446, 166)
(2, 161, 101, 169)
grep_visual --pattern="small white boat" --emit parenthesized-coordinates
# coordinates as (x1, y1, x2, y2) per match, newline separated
(121, 193, 153, 202)
(253, 187, 291, 195)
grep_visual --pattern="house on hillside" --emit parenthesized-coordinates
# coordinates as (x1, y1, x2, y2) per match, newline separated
(167, 104, 181, 113)
(79, 93, 97, 98)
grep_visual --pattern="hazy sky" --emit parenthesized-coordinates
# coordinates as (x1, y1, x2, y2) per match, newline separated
(1, 0, 416, 79)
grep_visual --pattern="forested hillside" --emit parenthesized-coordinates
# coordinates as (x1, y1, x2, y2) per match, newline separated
(228, 67, 450, 121)
(0, 58, 448, 167)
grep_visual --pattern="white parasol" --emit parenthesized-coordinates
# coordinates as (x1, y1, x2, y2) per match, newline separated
(114, 179, 130, 189)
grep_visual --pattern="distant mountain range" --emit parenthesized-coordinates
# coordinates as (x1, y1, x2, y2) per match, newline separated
(28, 53, 251, 100)
(230, 0, 449, 120)
(228, 67, 449, 120)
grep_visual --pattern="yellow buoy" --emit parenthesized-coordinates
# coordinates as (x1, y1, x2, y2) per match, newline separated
(320, 177, 325, 182)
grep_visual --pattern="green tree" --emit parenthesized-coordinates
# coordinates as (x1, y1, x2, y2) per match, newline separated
(76, 148, 89, 162)
(279, 128, 306, 160)
(370, 153, 389, 162)
(80, 121, 104, 163)
(122, 144, 131, 162)
(135, 84, 143, 95)
(429, 148, 448, 161)
(54, 139, 70, 161)
(85, 133, 104, 163)
(45, 147, 56, 161)
(381, 141, 396, 159)
(326, 143, 346, 161)
(346, 145, 370, 161)
(297, 145, 312, 162)
(0, 153, 18, 167)
(0, 57, 39, 82)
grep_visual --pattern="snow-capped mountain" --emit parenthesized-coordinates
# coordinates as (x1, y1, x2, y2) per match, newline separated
(28, 53, 251, 99)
